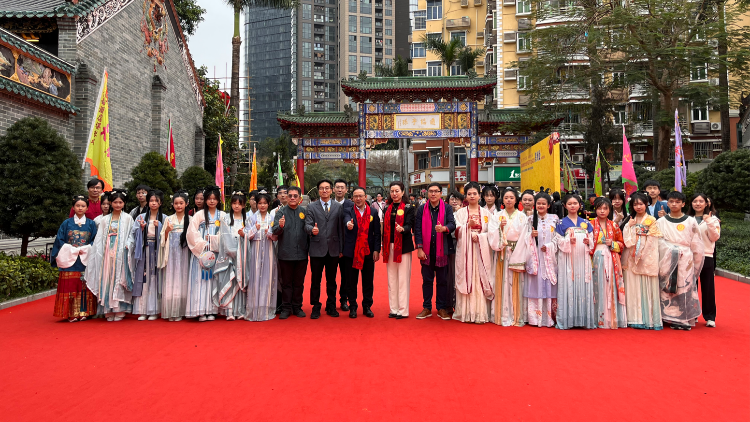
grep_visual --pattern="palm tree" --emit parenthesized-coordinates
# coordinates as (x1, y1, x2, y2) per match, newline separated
(374, 55, 410, 77)
(457, 47, 486, 77)
(421, 35, 464, 76)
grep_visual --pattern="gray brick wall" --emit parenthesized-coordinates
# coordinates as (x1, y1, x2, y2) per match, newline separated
(0, 92, 74, 140)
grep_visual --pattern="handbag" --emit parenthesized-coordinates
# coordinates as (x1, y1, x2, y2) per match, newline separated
(198, 227, 216, 270)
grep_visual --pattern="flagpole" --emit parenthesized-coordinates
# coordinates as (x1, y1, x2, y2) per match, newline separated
(82, 67, 107, 169)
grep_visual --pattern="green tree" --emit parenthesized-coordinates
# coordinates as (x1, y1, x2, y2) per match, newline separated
(0, 117, 83, 256)
(375, 55, 410, 77)
(422, 35, 464, 75)
(695, 149, 750, 212)
(457, 46, 486, 76)
(198, 66, 239, 182)
(179, 166, 214, 196)
(255, 134, 295, 190)
(125, 152, 181, 212)
(173, 0, 206, 38)
(303, 163, 333, 200)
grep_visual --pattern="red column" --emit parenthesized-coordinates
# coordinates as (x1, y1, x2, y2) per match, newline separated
(358, 158, 367, 187)
(470, 157, 478, 181)
(296, 158, 305, 193)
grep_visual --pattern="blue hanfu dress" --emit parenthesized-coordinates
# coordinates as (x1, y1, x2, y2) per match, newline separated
(242, 211, 279, 321)
(129, 213, 165, 317)
(218, 213, 247, 319)
(553, 216, 596, 329)
(85, 213, 135, 316)
(158, 214, 191, 319)
(185, 210, 224, 318)
(50, 216, 98, 319)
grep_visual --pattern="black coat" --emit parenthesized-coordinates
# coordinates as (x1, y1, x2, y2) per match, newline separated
(342, 205, 381, 258)
(383, 202, 415, 254)
(413, 202, 456, 256)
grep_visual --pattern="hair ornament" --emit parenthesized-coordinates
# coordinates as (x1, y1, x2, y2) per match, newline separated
(232, 191, 245, 196)
(259, 189, 268, 194)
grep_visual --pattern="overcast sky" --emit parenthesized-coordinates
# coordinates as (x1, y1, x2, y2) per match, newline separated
(188, 1, 238, 91)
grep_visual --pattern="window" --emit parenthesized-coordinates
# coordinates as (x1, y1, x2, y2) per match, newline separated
(417, 152, 429, 170)
(450, 61, 464, 76)
(427, 0, 442, 19)
(517, 74, 530, 90)
(385, 19, 392, 27)
(517, 0, 531, 15)
(612, 71, 625, 86)
(349, 35, 357, 52)
(302, 42, 311, 58)
(692, 104, 708, 121)
(414, 10, 426, 29)
(302, 23, 311, 39)
(385, 8, 392, 16)
(326, 45, 335, 61)
(361, 0, 372, 14)
(302, 4, 311, 19)
(386, 48, 393, 55)
(517, 32, 531, 52)
(428, 61, 442, 76)
(349, 15, 357, 33)
(427, 33, 442, 42)
(349, 0, 357, 13)
(694, 142, 711, 159)
(430, 149, 442, 167)
(384, 58, 393, 65)
(302, 61, 311, 78)
(361, 56, 373, 74)
(349, 55, 357, 73)
(451, 31, 466, 46)
(361, 16, 372, 34)
(613, 104, 627, 125)
(361, 36, 372, 53)
(327, 101, 336, 111)
(690, 64, 707, 81)
(302, 80, 311, 97)
(413, 69, 427, 76)
(385, 28, 392, 36)
(302, 100, 312, 111)
(385, 38, 392, 46)
(454, 147, 466, 167)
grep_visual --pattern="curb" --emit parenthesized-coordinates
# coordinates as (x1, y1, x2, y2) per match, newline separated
(0, 289, 56, 311)
(716, 268, 750, 285)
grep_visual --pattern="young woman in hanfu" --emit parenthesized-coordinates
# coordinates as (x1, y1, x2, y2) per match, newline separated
(656, 191, 705, 331)
(85, 189, 134, 321)
(622, 192, 663, 330)
(590, 197, 627, 329)
(553, 193, 596, 330)
(186, 186, 225, 321)
(218, 191, 248, 320)
(51, 196, 98, 322)
(129, 190, 166, 321)
(489, 187, 528, 326)
(481, 186, 502, 297)
(158, 190, 192, 321)
(242, 192, 279, 321)
(453, 182, 496, 324)
(514, 192, 559, 328)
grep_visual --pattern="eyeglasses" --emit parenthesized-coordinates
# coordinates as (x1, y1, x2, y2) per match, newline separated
(288, 194, 300, 198)
(428, 190, 441, 194)
(319, 186, 331, 191)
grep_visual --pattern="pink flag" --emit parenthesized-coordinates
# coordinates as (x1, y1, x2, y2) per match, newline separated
(215, 134, 224, 203)
(621, 125, 638, 198)
(674, 109, 687, 192)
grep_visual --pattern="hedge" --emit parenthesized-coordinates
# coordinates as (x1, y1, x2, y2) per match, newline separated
(715, 215, 750, 277)
(0, 253, 58, 302)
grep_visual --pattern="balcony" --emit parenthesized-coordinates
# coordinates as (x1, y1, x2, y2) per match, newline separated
(629, 84, 648, 98)
(560, 84, 589, 99)
(633, 121, 654, 135)
(375, 2, 383, 8)
(446, 17, 471, 28)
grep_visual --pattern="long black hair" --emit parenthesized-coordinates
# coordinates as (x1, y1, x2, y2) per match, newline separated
(171, 190, 191, 249)
(627, 192, 649, 219)
(561, 192, 585, 219)
(142, 190, 164, 257)
(481, 185, 501, 211)
(203, 186, 222, 222)
(688, 193, 716, 217)
(501, 187, 520, 211)
(191, 188, 205, 214)
(593, 196, 613, 220)
(229, 191, 248, 227)
(108, 188, 128, 212)
(532, 192, 553, 246)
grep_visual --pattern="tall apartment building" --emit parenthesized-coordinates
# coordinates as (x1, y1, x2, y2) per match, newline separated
(409, 0, 488, 77)
(337, 0, 409, 109)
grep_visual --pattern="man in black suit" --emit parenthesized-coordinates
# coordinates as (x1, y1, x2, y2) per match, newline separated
(305, 179, 345, 319)
(342, 187, 381, 318)
(333, 178, 355, 310)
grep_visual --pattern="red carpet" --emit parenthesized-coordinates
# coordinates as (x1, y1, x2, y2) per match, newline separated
(0, 262, 747, 421)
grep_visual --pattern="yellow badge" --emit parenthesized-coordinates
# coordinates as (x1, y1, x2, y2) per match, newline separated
(397, 209, 404, 216)
(580, 222, 587, 229)
(483, 216, 489, 223)
(270, 221, 274, 227)
(299, 212, 305, 220)
(550, 226, 555, 233)
(214, 220, 221, 227)
(370, 215, 373, 222)
(677, 224, 685, 231)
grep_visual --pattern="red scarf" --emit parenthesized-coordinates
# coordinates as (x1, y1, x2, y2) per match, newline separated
(353, 206, 371, 269)
(591, 219, 625, 305)
(383, 202, 405, 263)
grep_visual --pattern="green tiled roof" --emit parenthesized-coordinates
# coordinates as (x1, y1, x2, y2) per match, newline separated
(277, 111, 358, 125)
(0, 28, 75, 73)
(0, 0, 109, 18)
(341, 76, 497, 91)
(0, 76, 78, 113)
(480, 108, 531, 122)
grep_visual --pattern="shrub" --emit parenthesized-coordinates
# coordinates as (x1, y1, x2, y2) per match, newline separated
(179, 166, 214, 197)
(695, 149, 750, 213)
(125, 152, 181, 212)
(0, 253, 59, 302)
(715, 216, 750, 276)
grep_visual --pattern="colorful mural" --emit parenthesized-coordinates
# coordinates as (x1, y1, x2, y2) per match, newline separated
(141, 0, 169, 69)
(0, 43, 71, 102)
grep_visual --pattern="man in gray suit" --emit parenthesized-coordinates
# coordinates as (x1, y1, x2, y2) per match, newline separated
(305, 179, 345, 319)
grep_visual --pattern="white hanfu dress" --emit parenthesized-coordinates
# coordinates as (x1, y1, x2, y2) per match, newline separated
(218, 213, 247, 319)
(622, 215, 663, 329)
(85, 213, 135, 316)
(553, 216, 597, 329)
(453, 206, 495, 323)
(185, 210, 225, 318)
(489, 208, 528, 326)
(243, 211, 279, 321)
(158, 214, 191, 319)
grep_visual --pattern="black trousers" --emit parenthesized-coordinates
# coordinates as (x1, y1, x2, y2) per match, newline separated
(342, 255, 375, 310)
(421, 261, 449, 311)
(338, 257, 349, 304)
(309, 253, 340, 310)
(698, 256, 716, 321)
(278, 259, 308, 312)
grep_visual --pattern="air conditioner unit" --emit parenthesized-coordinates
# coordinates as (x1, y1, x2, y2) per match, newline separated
(517, 18, 532, 30)
(518, 94, 530, 106)
(477, 60, 485, 67)
(572, 154, 584, 162)
(709, 78, 719, 86)
(504, 69, 518, 80)
(693, 122, 710, 134)
(477, 31, 485, 38)
(503, 32, 517, 43)
(504, 0, 516, 5)
(475, 0, 482, 6)
(633, 153, 645, 162)
(461, 0, 469, 7)
(710, 122, 721, 131)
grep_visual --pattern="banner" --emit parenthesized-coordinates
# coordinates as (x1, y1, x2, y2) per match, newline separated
(621, 125, 638, 198)
(594, 145, 603, 197)
(216, 134, 224, 202)
(165, 119, 176, 168)
(520, 134, 560, 192)
(276, 155, 283, 187)
(83, 68, 113, 191)
(249, 146, 257, 191)
(674, 109, 687, 192)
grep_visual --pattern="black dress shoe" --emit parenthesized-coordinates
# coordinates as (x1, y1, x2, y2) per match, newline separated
(388, 313, 397, 318)
(326, 308, 340, 317)
(363, 307, 374, 318)
(340, 302, 350, 312)
(396, 315, 407, 319)
(310, 308, 321, 319)
(279, 310, 291, 320)
(349, 309, 357, 318)
(294, 309, 306, 318)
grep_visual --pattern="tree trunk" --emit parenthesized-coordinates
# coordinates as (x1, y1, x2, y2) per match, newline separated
(20, 234, 29, 257)
(718, 0, 731, 152)
(656, 92, 673, 171)
(230, 6, 242, 191)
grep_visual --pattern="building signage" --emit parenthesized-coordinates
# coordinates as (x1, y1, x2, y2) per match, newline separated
(394, 114, 441, 130)
(411, 172, 425, 184)
(455, 170, 467, 182)
(494, 166, 521, 182)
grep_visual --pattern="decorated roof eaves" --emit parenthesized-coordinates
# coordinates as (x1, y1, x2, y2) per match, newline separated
(277, 111, 359, 126)
(0, 0, 109, 19)
(0, 77, 78, 114)
(164, 0, 204, 107)
(340, 76, 498, 91)
(0, 26, 75, 74)
(340, 76, 497, 103)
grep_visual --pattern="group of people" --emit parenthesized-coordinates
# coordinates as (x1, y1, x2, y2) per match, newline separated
(51, 176, 720, 331)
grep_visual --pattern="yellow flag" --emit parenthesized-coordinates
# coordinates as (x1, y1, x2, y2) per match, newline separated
(84, 69, 113, 191)
(249, 146, 258, 191)
(293, 166, 300, 188)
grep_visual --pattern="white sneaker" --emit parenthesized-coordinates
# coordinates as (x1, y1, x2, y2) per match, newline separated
(706, 320, 716, 327)
(106, 316, 115, 322)
(174, 317, 182, 322)
(207, 315, 215, 321)
(198, 316, 207, 322)
(227, 316, 235, 321)
(138, 315, 147, 321)
(148, 315, 158, 321)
